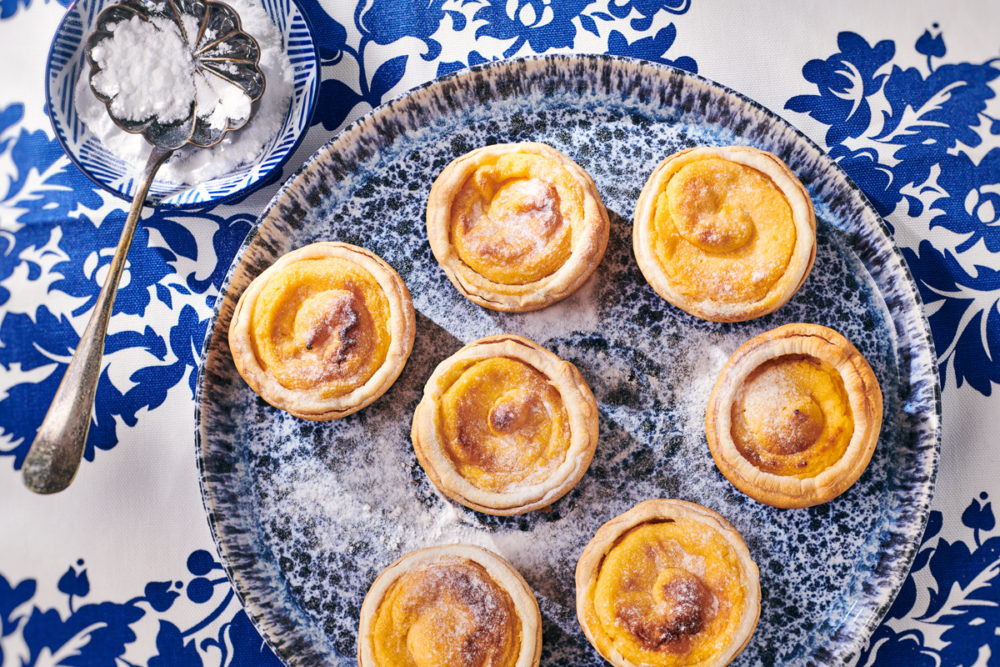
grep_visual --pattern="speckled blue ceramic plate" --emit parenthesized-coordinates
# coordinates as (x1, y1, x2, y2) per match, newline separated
(196, 55, 940, 666)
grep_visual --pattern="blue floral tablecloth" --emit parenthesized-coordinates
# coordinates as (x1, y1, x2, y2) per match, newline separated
(1, 1, 998, 665)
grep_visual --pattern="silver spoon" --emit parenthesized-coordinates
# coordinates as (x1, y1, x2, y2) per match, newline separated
(22, 0, 265, 494)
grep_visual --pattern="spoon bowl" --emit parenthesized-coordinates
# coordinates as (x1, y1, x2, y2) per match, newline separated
(45, 0, 319, 206)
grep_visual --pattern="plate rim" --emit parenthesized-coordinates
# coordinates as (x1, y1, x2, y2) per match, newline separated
(194, 52, 941, 665)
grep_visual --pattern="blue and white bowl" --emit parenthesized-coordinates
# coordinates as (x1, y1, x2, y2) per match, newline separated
(46, 0, 320, 207)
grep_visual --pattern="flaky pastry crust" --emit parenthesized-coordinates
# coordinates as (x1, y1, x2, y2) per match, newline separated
(633, 145, 816, 322)
(358, 544, 542, 667)
(426, 142, 609, 312)
(228, 242, 415, 420)
(411, 334, 599, 515)
(706, 323, 883, 508)
(576, 499, 760, 667)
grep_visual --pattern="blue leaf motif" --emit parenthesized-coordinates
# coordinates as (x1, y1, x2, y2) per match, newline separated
(315, 78, 363, 131)
(0, 575, 35, 637)
(105, 326, 167, 360)
(144, 214, 199, 261)
(579, 13, 600, 37)
(155, 283, 173, 309)
(437, 60, 467, 77)
(915, 29, 946, 59)
(436, 51, 491, 78)
(961, 498, 996, 534)
(606, 26, 697, 73)
(22, 601, 144, 666)
(149, 620, 200, 666)
(227, 611, 282, 665)
(143, 582, 179, 613)
(876, 62, 999, 161)
(445, 9, 465, 31)
(370, 54, 408, 103)
(57, 566, 89, 599)
(0, 103, 22, 155)
(923, 538, 974, 619)
(862, 494, 1000, 665)
(630, 13, 653, 31)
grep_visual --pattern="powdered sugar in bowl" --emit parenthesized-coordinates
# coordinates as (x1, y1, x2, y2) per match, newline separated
(47, 0, 319, 207)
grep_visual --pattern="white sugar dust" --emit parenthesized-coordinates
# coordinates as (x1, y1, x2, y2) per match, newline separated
(76, 0, 294, 185)
(89, 14, 196, 124)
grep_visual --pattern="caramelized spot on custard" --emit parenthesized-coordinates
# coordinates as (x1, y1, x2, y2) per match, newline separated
(471, 178, 561, 262)
(591, 521, 745, 666)
(440, 357, 570, 492)
(451, 152, 580, 285)
(488, 390, 543, 434)
(616, 569, 712, 652)
(371, 558, 521, 667)
(731, 354, 853, 477)
(293, 289, 358, 356)
(248, 257, 390, 398)
(651, 157, 796, 304)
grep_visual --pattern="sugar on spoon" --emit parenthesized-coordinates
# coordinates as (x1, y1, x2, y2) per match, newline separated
(22, 0, 265, 494)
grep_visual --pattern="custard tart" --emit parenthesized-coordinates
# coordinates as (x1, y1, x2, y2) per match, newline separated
(426, 142, 610, 312)
(633, 145, 816, 322)
(411, 334, 599, 515)
(358, 544, 542, 667)
(228, 241, 415, 420)
(576, 499, 760, 667)
(706, 323, 883, 508)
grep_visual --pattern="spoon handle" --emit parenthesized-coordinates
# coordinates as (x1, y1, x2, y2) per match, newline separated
(22, 146, 172, 494)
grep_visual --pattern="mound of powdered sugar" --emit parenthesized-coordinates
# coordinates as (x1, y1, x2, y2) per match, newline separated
(76, 0, 294, 185)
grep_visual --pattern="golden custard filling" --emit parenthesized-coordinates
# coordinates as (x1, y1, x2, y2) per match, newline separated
(371, 558, 521, 667)
(438, 356, 571, 493)
(591, 521, 745, 666)
(731, 354, 854, 477)
(651, 157, 796, 304)
(450, 152, 584, 285)
(249, 257, 391, 398)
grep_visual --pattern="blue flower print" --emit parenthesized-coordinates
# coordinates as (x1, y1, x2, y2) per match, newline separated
(826, 145, 899, 220)
(859, 494, 1000, 666)
(606, 24, 696, 72)
(928, 149, 1000, 253)
(472, 0, 592, 58)
(785, 32, 894, 147)
(606, 0, 690, 31)
(876, 60, 999, 185)
(0, 104, 243, 471)
(0, 551, 280, 666)
(903, 241, 1000, 395)
(785, 29, 1000, 395)
(358, 0, 448, 60)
